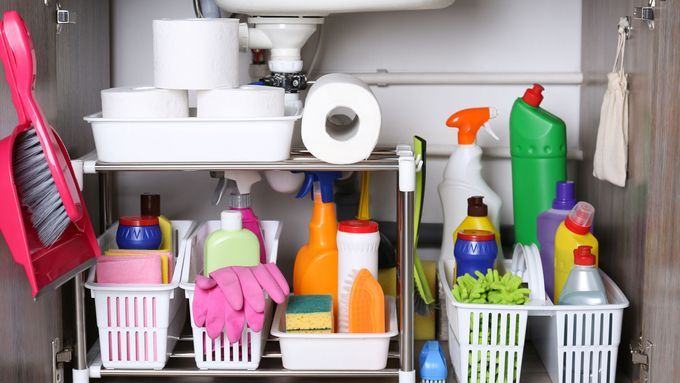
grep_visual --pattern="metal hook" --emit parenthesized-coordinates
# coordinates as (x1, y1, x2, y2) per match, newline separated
(619, 16, 632, 39)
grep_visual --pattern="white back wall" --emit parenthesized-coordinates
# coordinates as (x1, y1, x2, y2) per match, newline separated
(110, 0, 582, 270)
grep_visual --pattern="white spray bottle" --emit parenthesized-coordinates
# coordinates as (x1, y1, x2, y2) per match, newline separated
(438, 107, 502, 262)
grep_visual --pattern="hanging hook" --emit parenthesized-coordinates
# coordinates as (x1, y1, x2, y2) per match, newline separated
(619, 16, 632, 39)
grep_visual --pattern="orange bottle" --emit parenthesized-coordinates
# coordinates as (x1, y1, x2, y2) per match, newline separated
(293, 172, 342, 314)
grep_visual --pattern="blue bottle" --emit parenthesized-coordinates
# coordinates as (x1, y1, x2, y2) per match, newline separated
(454, 229, 497, 278)
(116, 216, 162, 250)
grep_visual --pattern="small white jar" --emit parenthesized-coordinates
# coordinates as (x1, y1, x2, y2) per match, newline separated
(337, 220, 380, 333)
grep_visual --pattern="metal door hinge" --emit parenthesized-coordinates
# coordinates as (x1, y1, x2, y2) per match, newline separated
(630, 337, 653, 382)
(56, 2, 76, 34)
(52, 338, 73, 383)
(633, 0, 657, 30)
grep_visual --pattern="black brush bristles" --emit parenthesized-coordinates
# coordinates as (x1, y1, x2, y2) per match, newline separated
(12, 128, 70, 246)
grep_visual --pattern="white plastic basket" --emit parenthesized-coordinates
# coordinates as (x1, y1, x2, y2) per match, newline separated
(84, 111, 301, 163)
(439, 244, 629, 383)
(180, 220, 281, 370)
(270, 296, 398, 370)
(439, 259, 532, 383)
(84, 220, 195, 370)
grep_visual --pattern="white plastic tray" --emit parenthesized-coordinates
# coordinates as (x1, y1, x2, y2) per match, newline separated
(84, 111, 302, 163)
(180, 220, 282, 370)
(270, 296, 398, 371)
(85, 220, 196, 370)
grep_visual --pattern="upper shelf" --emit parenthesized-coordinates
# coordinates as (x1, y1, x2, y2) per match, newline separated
(76, 147, 410, 173)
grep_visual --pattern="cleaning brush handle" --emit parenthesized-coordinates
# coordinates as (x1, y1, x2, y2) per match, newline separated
(1, 11, 35, 119)
(0, 18, 28, 125)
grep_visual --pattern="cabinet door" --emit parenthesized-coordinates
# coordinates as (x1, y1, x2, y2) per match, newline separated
(0, 1, 109, 382)
(0, 3, 61, 383)
(581, 0, 680, 382)
(640, 0, 680, 381)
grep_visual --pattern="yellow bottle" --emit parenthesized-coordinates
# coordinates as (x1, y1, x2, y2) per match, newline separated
(453, 196, 503, 264)
(554, 202, 598, 302)
(141, 194, 172, 251)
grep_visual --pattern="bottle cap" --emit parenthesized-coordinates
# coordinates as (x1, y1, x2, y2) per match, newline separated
(339, 220, 379, 234)
(574, 245, 596, 266)
(522, 84, 544, 107)
(120, 216, 159, 227)
(220, 210, 242, 231)
(140, 193, 161, 216)
(565, 201, 595, 235)
(229, 193, 252, 209)
(553, 181, 577, 210)
(457, 229, 495, 242)
(467, 196, 488, 217)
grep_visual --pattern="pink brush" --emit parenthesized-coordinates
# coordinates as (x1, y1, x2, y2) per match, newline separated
(0, 11, 99, 297)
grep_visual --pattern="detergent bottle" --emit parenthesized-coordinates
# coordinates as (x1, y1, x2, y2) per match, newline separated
(224, 170, 266, 264)
(438, 107, 501, 263)
(557, 246, 608, 305)
(510, 84, 567, 246)
(453, 196, 502, 263)
(294, 171, 342, 315)
(537, 181, 577, 299)
(554, 202, 598, 302)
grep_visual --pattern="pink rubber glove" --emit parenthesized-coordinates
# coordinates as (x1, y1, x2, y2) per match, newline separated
(233, 266, 265, 313)
(252, 263, 290, 304)
(223, 297, 246, 343)
(210, 267, 243, 311)
(244, 302, 264, 332)
(192, 275, 216, 328)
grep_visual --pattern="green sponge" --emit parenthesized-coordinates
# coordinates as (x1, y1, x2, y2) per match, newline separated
(285, 295, 334, 333)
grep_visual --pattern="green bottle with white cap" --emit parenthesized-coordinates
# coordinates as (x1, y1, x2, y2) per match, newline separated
(204, 210, 260, 275)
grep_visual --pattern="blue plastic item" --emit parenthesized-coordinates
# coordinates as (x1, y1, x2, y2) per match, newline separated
(419, 341, 447, 383)
(295, 171, 342, 203)
(116, 216, 162, 250)
(454, 229, 497, 278)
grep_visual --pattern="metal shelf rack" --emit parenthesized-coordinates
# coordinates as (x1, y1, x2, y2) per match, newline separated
(73, 146, 417, 383)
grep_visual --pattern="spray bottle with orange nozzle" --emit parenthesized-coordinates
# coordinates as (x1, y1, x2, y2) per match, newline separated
(438, 107, 502, 264)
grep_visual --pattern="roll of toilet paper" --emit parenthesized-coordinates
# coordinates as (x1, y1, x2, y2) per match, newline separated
(301, 74, 381, 164)
(101, 87, 189, 118)
(197, 85, 285, 118)
(153, 18, 239, 90)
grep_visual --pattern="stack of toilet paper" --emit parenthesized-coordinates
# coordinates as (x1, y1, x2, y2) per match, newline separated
(101, 18, 284, 120)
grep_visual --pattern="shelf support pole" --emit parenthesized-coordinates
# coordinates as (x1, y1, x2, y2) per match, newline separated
(397, 151, 416, 383)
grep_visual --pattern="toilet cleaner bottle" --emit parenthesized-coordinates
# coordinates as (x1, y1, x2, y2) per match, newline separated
(438, 107, 501, 263)
(554, 202, 598, 302)
(293, 171, 342, 315)
(510, 84, 567, 245)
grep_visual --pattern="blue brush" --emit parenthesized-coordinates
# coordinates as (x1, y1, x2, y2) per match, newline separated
(419, 341, 448, 383)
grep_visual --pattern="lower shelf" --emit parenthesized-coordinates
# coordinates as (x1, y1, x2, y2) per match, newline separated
(88, 336, 402, 378)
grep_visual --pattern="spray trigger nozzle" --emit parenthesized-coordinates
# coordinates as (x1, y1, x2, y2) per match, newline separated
(482, 123, 500, 141)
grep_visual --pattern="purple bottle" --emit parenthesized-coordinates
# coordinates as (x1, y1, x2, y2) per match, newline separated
(536, 181, 576, 299)
(230, 193, 267, 264)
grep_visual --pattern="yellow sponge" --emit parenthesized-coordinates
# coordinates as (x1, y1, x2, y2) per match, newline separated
(285, 295, 334, 333)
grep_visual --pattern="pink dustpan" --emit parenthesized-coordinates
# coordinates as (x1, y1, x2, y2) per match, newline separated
(0, 11, 99, 297)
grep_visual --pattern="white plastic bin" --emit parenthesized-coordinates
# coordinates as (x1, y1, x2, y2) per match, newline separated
(439, 245, 629, 383)
(84, 111, 301, 163)
(180, 220, 281, 370)
(270, 296, 398, 370)
(529, 272, 628, 383)
(440, 259, 532, 383)
(84, 220, 195, 370)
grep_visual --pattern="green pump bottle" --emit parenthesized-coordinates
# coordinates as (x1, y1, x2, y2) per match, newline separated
(510, 84, 567, 245)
